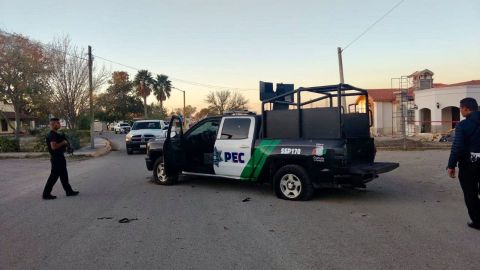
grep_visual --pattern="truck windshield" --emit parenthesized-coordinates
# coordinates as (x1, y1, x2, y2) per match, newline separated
(132, 122, 161, 130)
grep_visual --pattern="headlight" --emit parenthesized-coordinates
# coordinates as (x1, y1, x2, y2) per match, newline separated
(155, 135, 163, 140)
(126, 134, 132, 142)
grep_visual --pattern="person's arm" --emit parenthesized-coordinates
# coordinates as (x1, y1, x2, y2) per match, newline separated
(50, 140, 67, 150)
(49, 133, 68, 150)
(447, 123, 465, 177)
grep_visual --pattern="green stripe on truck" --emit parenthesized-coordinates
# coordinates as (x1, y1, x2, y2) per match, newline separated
(240, 139, 280, 181)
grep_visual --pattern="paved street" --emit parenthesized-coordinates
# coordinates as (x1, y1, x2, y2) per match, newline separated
(1, 134, 479, 270)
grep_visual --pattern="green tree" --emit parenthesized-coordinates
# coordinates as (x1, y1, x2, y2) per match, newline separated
(133, 70, 154, 118)
(148, 102, 168, 120)
(152, 74, 172, 118)
(194, 108, 213, 121)
(95, 75, 143, 123)
(0, 32, 50, 138)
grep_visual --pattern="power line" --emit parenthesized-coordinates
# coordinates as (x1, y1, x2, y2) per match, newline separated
(1, 29, 257, 92)
(342, 0, 406, 51)
(0, 29, 89, 61)
(94, 54, 257, 92)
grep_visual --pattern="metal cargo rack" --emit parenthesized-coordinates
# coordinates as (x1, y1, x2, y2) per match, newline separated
(260, 83, 372, 140)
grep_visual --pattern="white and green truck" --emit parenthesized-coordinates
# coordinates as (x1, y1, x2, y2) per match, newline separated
(145, 84, 398, 201)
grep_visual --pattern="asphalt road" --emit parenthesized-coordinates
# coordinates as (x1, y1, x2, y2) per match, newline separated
(1, 134, 479, 270)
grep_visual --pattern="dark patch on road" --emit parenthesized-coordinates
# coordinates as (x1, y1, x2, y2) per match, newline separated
(118, 218, 138, 223)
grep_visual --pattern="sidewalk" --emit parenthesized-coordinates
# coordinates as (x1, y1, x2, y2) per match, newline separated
(374, 136, 452, 150)
(0, 137, 111, 159)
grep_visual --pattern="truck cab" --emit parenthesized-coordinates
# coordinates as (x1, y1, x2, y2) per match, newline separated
(146, 84, 399, 201)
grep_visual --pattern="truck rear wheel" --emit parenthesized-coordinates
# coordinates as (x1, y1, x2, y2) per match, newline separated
(274, 164, 314, 201)
(153, 158, 177, 185)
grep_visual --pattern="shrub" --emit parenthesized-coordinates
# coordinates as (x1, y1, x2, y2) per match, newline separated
(28, 128, 42, 136)
(63, 130, 81, 150)
(0, 137, 20, 152)
(33, 129, 49, 152)
(33, 129, 88, 152)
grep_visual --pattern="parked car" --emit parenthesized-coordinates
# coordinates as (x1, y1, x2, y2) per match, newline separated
(125, 120, 168, 154)
(114, 123, 131, 134)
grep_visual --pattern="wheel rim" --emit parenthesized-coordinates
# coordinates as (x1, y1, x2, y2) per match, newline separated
(279, 173, 302, 199)
(156, 162, 167, 182)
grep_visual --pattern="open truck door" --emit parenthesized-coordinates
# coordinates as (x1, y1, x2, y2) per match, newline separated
(163, 115, 186, 179)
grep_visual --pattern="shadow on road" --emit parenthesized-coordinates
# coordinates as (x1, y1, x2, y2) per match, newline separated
(145, 175, 392, 202)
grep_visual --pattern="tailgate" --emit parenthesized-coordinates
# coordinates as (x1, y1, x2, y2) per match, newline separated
(348, 162, 399, 175)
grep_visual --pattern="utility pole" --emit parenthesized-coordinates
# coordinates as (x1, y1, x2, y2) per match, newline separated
(337, 47, 347, 110)
(88, 46, 94, 149)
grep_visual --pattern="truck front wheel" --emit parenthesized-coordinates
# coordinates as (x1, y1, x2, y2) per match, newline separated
(153, 158, 177, 185)
(273, 164, 314, 201)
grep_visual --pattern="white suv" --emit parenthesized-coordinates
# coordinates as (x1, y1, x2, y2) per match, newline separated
(125, 120, 168, 154)
(114, 122, 131, 134)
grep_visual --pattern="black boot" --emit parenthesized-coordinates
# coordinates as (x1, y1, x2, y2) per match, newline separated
(66, 190, 79, 197)
(467, 221, 480, 230)
(42, 194, 57, 200)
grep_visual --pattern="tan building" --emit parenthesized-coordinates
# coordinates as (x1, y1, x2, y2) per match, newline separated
(0, 100, 36, 134)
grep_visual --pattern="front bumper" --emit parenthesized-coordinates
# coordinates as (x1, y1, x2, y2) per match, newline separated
(126, 141, 148, 149)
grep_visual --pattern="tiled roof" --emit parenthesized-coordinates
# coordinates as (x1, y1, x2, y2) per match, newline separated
(437, 80, 480, 87)
(367, 88, 414, 102)
(367, 80, 480, 102)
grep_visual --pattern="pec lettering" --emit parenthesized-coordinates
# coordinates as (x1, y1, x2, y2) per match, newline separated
(224, 152, 245, 163)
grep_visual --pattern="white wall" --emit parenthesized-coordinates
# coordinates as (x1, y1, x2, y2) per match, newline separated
(414, 85, 480, 133)
(372, 101, 393, 136)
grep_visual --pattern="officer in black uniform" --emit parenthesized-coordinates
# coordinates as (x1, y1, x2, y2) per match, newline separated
(447, 98, 480, 230)
(42, 118, 79, 200)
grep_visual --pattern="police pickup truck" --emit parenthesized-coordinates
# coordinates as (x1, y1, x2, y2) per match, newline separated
(145, 83, 399, 201)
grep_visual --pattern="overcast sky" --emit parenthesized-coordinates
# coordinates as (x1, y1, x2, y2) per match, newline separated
(1, 0, 479, 111)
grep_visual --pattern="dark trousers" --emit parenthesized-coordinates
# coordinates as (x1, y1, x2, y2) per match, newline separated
(43, 156, 73, 196)
(458, 162, 480, 223)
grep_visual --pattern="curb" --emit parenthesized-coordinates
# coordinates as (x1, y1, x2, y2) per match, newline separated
(74, 138, 112, 158)
(0, 153, 50, 159)
(0, 138, 113, 159)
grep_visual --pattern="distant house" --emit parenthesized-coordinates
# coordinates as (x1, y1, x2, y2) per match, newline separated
(0, 100, 36, 134)
(355, 69, 480, 136)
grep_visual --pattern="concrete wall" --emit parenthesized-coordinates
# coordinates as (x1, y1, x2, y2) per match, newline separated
(414, 85, 480, 133)
(372, 101, 394, 136)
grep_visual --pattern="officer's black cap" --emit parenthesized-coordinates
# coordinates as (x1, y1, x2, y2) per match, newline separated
(50, 117, 60, 122)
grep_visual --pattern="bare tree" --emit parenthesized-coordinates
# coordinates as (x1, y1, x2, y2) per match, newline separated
(205, 90, 249, 115)
(48, 36, 107, 129)
(228, 92, 249, 111)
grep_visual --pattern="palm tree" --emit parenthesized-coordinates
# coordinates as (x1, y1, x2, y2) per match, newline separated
(133, 70, 154, 118)
(152, 74, 172, 119)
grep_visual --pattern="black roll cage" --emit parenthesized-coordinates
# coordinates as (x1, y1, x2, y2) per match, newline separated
(260, 83, 371, 139)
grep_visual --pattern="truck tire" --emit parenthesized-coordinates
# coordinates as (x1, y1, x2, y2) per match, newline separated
(126, 148, 133, 155)
(273, 164, 314, 201)
(153, 158, 177, 185)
